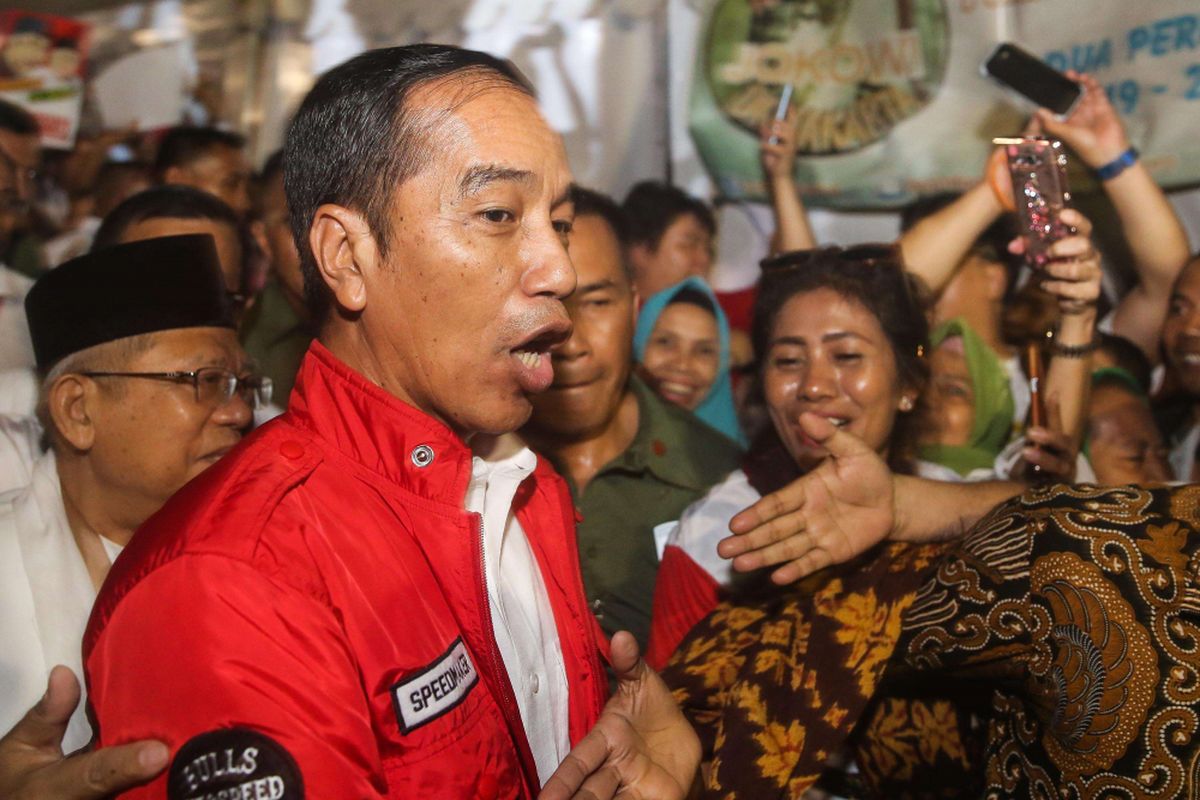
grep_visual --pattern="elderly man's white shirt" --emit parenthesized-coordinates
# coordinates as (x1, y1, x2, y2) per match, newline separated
(0, 413, 42, 494)
(0, 265, 35, 371)
(0, 452, 118, 752)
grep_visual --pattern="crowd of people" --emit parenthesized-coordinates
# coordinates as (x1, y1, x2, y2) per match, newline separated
(0, 42, 1197, 800)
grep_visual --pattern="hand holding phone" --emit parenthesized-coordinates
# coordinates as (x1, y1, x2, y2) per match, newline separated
(994, 136, 1073, 269)
(768, 83, 793, 146)
(982, 43, 1083, 119)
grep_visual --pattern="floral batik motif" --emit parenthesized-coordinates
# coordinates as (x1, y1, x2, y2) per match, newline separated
(662, 540, 962, 798)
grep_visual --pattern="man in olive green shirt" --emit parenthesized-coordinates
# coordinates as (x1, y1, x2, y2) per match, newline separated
(523, 188, 741, 652)
(241, 152, 312, 408)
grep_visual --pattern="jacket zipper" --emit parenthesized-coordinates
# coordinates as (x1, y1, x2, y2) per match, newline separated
(473, 511, 539, 792)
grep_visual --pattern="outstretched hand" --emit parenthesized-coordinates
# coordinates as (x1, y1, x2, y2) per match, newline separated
(719, 413, 895, 585)
(1034, 72, 1130, 169)
(539, 633, 699, 800)
(0, 666, 168, 800)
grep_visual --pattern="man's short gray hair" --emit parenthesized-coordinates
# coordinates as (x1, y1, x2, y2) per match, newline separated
(37, 332, 162, 448)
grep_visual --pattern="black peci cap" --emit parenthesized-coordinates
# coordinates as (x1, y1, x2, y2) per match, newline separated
(25, 234, 235, 371)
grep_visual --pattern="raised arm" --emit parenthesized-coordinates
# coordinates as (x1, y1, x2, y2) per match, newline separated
(1036, 72, 1191, 358)
(760, 108, 816, 255)
(1032, 207, 1103, 445)
(897, 157, 1010, 293)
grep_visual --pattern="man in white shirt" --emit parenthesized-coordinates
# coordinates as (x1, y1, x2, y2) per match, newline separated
(0, 123, 35, 372)
(0, 234, 266, 795)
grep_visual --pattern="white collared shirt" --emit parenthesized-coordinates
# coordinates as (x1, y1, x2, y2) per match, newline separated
(464, 444, 570, 787)
(0, 265, 34, 372)
(0, 451, 121, 752)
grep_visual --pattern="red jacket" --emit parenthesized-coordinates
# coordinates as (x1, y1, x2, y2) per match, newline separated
(84, 342, 607, 799)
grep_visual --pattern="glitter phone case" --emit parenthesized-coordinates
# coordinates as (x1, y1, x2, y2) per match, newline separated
(994, 136, 1072, 269)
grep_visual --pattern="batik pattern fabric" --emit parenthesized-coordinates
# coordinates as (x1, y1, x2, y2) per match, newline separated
(661, 482, 1200, 798)
(892, 482, 1200, 799)
(660, 539, 968, 799)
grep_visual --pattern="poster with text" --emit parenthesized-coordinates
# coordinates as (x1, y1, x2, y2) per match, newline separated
(687, 0, 1200, 208)
(0, 11, 89, 149)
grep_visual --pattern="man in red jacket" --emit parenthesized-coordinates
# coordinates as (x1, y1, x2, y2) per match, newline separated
(83, 44, 698, 799)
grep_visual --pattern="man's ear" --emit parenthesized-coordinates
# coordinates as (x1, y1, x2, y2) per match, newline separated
(308, 205, 379, 313)
(47, 375, 97, 452)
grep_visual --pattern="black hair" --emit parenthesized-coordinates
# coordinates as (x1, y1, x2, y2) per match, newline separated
(91, 185, 253, 294)
(570, 185, 634, 284)
(668, 286, 716, 315)
(92, 161, 150, 217)
(284, 44, 533, 320)
(621, 181, 716, 250)
(751, 247, 931, 472)
(0, 98, 38, 136)
(1097, 332, 1153, 394)
(153, 126, 246, 180)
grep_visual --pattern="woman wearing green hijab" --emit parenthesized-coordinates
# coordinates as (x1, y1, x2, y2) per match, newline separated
(915, 317, 1015, 479)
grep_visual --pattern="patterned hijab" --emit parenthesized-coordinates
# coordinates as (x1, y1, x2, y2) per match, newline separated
(634, 277, 744, 445)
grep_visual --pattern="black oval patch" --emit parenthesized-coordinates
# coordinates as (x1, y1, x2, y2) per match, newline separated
(167, 727, 304, 800)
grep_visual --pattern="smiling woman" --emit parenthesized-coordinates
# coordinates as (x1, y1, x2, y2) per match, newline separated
(647, 245, 929, 668)
(634, 277, 743, 444)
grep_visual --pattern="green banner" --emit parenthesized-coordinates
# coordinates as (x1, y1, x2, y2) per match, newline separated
(688, 0, 1200, 208)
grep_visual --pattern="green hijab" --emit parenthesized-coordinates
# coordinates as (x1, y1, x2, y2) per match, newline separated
(917, 318, 1015, 477)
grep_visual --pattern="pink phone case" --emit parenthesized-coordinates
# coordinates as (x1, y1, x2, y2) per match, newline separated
(995, 137, 1072, 269)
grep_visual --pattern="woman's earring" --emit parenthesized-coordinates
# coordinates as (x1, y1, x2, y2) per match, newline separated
(899, 396, 914, 412)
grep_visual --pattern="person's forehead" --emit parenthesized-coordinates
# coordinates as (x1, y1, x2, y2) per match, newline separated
(570, 214, 625, 285)
(130, 327, 243, 367)
(122, 216, 237, 244)
(194, 146, 247, 173)
(777, 288, 882, 334)
(659, 302, 717, 332)
(930, 342, 969, 373)
(0, 130, 38, 167)
(407, 79, 569, 193)
(666, 213, 709, 238)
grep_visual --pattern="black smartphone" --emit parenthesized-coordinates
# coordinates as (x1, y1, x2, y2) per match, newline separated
(982, 42, 1083, 118)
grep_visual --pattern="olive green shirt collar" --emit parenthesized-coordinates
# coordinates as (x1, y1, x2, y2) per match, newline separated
(594, 377, 727, 492)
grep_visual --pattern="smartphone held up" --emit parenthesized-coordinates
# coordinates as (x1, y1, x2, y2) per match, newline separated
(994, 136, 1073, 270)
(982, 42, 1083, 119)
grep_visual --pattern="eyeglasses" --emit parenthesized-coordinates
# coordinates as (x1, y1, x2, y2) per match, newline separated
(760, 243, 901, 276)
(80, 367, 273, 409)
